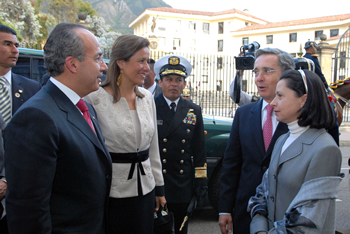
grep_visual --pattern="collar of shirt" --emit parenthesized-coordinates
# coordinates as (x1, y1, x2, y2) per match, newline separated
(50, 77, 81, 106)
(2, 70, 12, 89)
(144, 82, 156, 96)
(163, 95, 180, 111)
(261, 99, 278, 133)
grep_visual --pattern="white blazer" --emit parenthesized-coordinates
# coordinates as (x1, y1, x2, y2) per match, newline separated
(85, 87, 164, 198)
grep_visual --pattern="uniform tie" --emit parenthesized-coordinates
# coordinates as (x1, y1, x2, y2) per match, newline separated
(76, 99, 95, 134)
(170, 102, 176, 115)
(0, 76, 11, 124)
(263, 104, 273, 152)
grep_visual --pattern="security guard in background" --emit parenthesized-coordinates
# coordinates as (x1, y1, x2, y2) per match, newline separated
(154, 55, 207, 234)
(304, 40, 340, 145)
(303, 40, 329, 89)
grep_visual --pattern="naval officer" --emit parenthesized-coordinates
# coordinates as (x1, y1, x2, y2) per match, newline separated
(154, 55, 207, 234)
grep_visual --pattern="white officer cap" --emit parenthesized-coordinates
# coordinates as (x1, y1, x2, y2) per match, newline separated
(154, 55, 192, 79)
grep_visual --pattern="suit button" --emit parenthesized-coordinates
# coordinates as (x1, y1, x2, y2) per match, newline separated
(180, 160, 184, 164)
(181, 150, 184, 154)
(262, 166, 268, 172)
(163, 169, 167, 173)
(106, 175, 111, 180)
(179, 170, 183, 174)
(163, 148, 167, 153)
(187, 129, 190, 133)
(162, 159, 167, 163)
(182, 139, 186, 144)
(273, 175, 276, 179)
(163, 138, 167, 142)
(270, 196, 274, 202)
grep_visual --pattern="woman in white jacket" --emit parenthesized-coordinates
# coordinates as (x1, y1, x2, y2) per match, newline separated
(85, 35, 166, 234)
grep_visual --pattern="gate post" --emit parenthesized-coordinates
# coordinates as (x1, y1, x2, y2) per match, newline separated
(318, 34, 337, 83)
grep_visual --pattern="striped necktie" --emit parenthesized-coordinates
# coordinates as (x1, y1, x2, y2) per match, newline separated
(0, 76, 11, 124)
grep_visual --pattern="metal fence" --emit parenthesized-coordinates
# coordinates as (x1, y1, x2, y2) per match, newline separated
(332, 27, 350, 83)
(20, 43, 350, 122)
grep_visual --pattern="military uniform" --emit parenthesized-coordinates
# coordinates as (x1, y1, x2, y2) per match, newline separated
(303, 41, 329, 88)
(154, 55, 207, 234)
(155, 95, 206, 203)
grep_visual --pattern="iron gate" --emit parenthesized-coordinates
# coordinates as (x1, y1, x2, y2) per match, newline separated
(332, 27, 350, 122)
(333, 27, 350, 82)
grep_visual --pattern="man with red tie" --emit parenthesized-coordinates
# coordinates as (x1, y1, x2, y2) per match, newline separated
(218, 48, 295, 234)
(4, 23, 112, 233)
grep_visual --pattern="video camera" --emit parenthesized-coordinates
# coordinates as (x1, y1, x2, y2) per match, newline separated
(235, 41, 260, 70)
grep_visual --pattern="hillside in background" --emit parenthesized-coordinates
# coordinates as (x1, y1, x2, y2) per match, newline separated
(85, 0, 171, 33)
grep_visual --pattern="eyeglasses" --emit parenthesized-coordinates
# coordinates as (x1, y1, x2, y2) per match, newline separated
(297, 69, 308, 93)
(252, 68, 280, 77)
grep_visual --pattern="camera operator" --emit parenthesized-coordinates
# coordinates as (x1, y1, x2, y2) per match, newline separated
(228, 51, 254, 106)
(229, 43, 261, 106)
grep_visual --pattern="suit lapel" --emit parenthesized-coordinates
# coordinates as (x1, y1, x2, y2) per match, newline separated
(264, 122, 288, 160)
(250, 100, 265, 157)
(157, 95, 173, 126)
(45, 81, 107, 156)
(269, 133, 289, 174)
(166, 98, 188, 136)
(11, 74, 24, 113)
(277, 128, 321, 167)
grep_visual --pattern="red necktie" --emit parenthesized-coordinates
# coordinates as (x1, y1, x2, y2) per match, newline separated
(76, 99, 95, 134)
(263, 104, 273, 152)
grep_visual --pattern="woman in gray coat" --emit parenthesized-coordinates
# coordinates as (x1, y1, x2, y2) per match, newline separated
(248, 69, 342, 234)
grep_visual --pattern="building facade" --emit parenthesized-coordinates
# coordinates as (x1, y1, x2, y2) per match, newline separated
(129, 8, 350, 92)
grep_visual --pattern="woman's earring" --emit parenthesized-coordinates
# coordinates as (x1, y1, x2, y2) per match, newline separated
(117, 70, 123, 86)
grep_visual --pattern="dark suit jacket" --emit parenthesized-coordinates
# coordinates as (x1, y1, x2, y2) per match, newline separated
(11, 73, 42, 114)
(218, 99, 288, 234)
(154, 83, 163, 97)
(4, 80, 112, 233)
(155, 95, 206, 203)
(0, 115, 5, 179)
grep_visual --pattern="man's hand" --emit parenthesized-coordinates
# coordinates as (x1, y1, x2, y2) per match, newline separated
(218, 214, 233, 234)
(238, 51, 245, 76)
(0, 180, 7, 200)
(155, 196, 166, 212)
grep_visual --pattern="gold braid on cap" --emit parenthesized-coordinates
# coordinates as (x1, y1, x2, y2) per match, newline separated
(195, 163, 207, 178)
(117, 70, 123, 86)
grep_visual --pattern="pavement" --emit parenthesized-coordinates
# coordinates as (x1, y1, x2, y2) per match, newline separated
(339, 123, 350, 147)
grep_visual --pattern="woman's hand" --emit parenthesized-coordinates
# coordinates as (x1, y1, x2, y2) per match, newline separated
(155, 196, 166, 211)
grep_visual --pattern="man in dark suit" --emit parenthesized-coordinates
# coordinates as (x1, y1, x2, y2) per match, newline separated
(218, 48, 295, 234)
(0, 24, 41, 233)
(154, 55, 207, 234)
(4, 23, 112, 233)
(144, 58, 163, 97)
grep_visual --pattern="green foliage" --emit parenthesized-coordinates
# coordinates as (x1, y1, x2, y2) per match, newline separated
(49, 0, 79, 23)
(78, 0, 98, 17)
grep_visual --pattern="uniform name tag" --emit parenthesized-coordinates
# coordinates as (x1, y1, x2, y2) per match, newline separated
(157, 120, 163, 125)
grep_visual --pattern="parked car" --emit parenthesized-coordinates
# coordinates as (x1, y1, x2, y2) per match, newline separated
(12, 48, 46, 83)
(201, 115, 232, 210)
(13, 48, 109, 83)
(12, 48, 233, 211)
